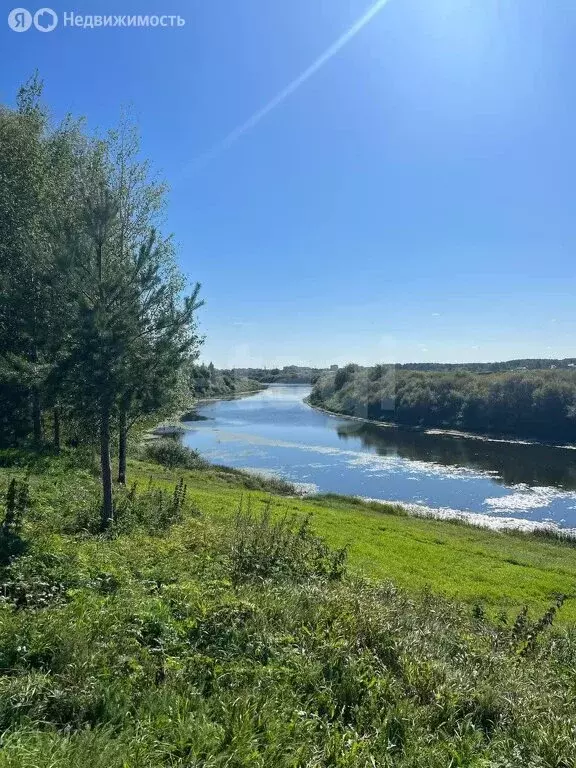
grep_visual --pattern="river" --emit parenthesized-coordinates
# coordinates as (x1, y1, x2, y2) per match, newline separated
(182, 384, 576, 531)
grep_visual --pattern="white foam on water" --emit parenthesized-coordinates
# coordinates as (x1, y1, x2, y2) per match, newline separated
(186, 425, 576, 529)
(361, 497, 576, 537)
(424, 428, 536, 446)
(483, 485, 576, 514)
(345, 451, 499, 484)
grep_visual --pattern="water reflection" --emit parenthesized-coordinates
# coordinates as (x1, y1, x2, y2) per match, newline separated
(336, 421, 576, 490)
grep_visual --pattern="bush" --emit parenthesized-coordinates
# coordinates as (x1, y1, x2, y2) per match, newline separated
(113, 478, 197, 535)
(142, 439, 207, 470)
(230, 499, 347, 585)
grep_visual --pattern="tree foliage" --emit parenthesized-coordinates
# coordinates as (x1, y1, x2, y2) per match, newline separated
(188, 363, 263, 399)
(0, 77, 203, 525)
(311, 366, 576, 441)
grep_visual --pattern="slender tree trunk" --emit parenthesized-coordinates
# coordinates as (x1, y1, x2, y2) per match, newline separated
(100, 408, 114, 529)
(53, 406, 61, 453)
(32, 389, 42, 444)
(117, 405, 127, 484)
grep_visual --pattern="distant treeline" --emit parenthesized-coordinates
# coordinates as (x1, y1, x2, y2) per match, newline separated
(231, 359, 576, 384)
(226, 366, 326, 384)
(398, 358, 576, 372)
(189, 364, 264, 398)
(310, 364, 576, 441)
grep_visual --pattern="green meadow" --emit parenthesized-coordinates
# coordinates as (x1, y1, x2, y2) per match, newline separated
(1, 450, 576, 766)
(130, 459, 576, 623)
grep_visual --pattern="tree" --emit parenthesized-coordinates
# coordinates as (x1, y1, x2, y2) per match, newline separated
(56, 136, 202, 525)
(102, 115, 203, 485)
(0, 75, 86, 449)
(115, 231, 203, 484)
(0, 75, 49, 444)
(55, 176, 123, 525)
(1, 79, 204, 526)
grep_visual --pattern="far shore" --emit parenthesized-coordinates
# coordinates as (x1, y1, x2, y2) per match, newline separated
(145, 386, 268, 440)
(189, 386, 267, 407)
(304, 397, 576, 451)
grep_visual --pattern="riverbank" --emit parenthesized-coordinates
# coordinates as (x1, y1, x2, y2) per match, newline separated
(135, 458, 576, 620)
(139, 449, 576, 622)
(3, 453, 576, 764)
(144, 387, 269, 440)
(310, 366, 576, 444)
(189, 367, 267, 401)
(3, 448, 576, 621)
(188, 387, 267, 407)
(305, 396, 576, 450)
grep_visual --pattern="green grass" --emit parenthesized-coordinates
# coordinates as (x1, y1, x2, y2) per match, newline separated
(127, 459, 576, 623)
(1, 451, 576, 765)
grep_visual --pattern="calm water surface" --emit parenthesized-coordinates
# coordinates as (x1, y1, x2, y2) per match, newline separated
(182, 385, 576, 529)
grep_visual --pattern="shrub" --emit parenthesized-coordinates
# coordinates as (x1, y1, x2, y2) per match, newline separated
(230, 499, 347, 585)
(113, 478, 197, 535)
(142, 439, 207, 470)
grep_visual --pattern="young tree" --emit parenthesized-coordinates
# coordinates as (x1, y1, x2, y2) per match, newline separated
(56, 176, 123, 525)
(115, 231, 203, 484)
(57, 133, 202, 525)
(104, 115, 204, 485)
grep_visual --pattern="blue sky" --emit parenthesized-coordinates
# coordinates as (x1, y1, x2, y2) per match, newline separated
(2, 0, 576, 367)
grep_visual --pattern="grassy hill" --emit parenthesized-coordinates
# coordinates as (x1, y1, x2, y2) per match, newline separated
(1, 450, 576, 765)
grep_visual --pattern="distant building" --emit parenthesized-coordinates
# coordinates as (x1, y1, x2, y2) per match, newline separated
(330, 364, 339, 371)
